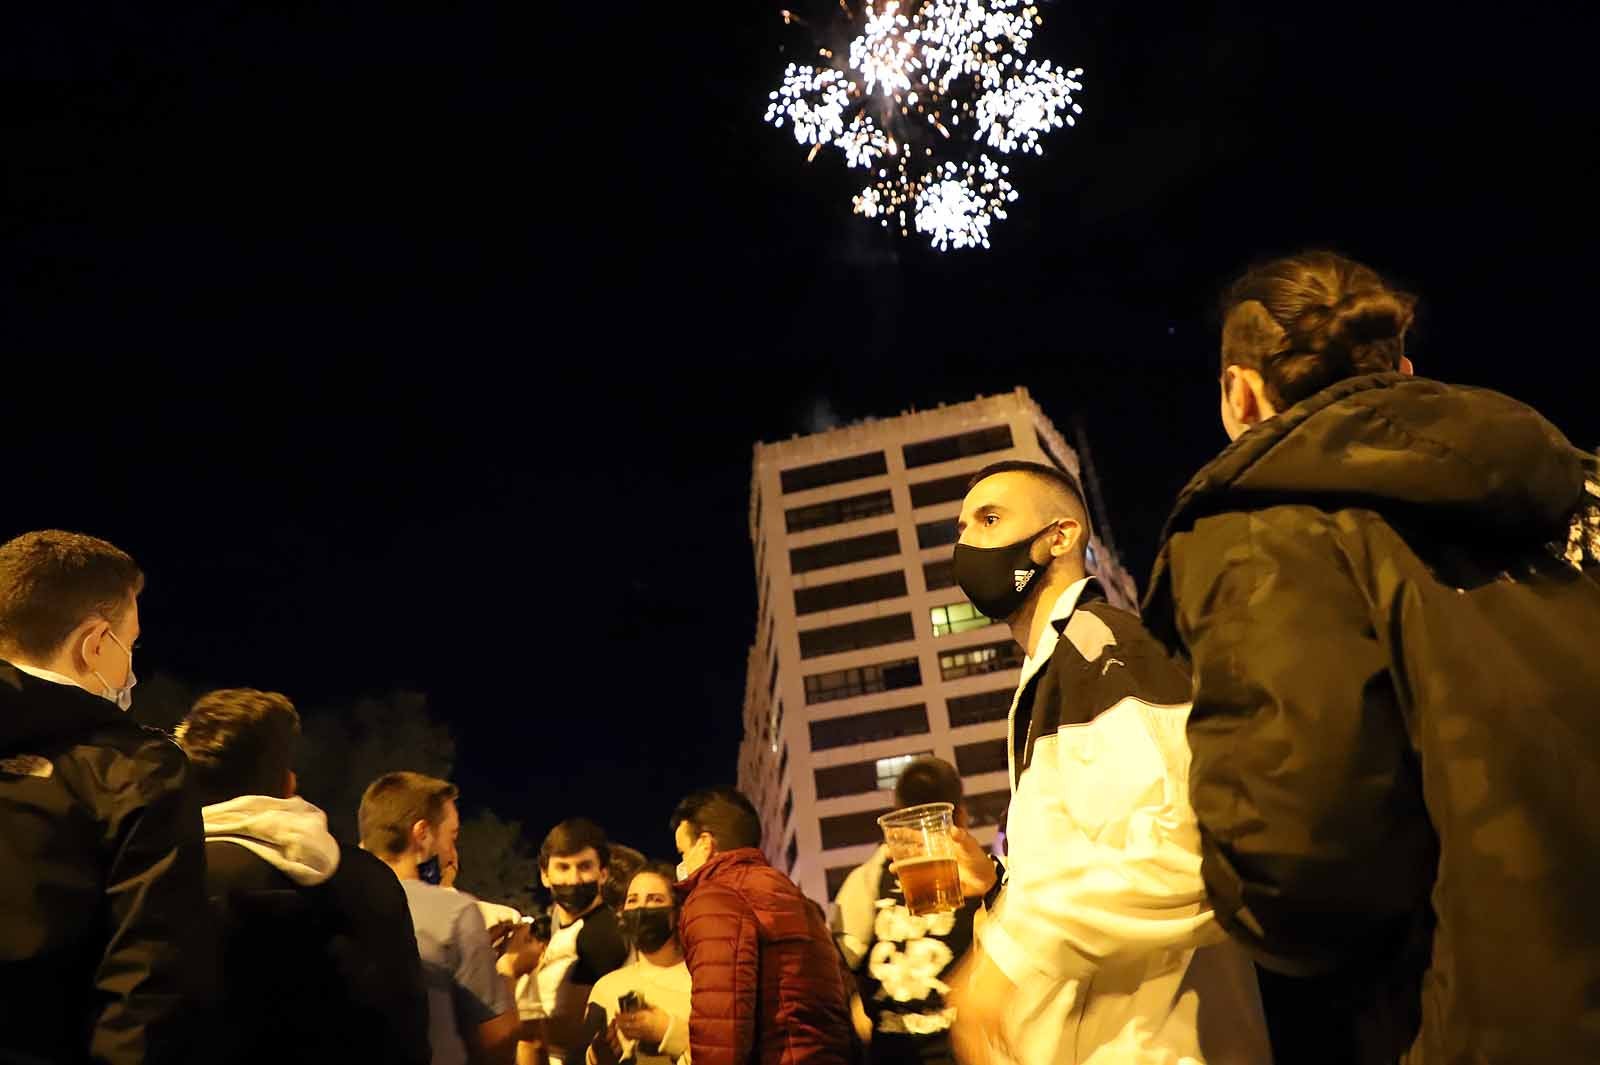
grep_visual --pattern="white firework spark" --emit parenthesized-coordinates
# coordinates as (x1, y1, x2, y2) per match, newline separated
(975, 62, 1084, 155)
(837, 114, 894, 168)
(849, 2, 920, 97)
(914, 156, 1015, 250)
(918, 0, 1038, 93)
(853, 184, 886, 218)
(764, 64, 851, 146)
(762, 0, 1084, 249)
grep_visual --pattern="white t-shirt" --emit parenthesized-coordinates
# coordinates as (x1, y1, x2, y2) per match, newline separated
(586, 956, 692, 1065)
(441, 885, 524, 934)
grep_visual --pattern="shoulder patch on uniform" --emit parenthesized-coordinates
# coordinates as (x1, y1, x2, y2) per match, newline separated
(1063, 608, 1117, 662)
(0, 754, 54, 779)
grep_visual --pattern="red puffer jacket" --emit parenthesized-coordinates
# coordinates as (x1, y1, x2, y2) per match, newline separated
(678, 848, 853, 1065)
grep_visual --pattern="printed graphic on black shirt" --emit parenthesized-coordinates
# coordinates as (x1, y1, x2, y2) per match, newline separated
(859, 861, 977, 1063)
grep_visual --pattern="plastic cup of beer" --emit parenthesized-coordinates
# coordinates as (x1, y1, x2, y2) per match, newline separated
(877, 802, 962, 917)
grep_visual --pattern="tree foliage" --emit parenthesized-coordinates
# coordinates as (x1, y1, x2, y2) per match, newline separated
(129, 670, 201, 733)
(297, 690, 456, 845)
(133, 678, 541, 910)
(456, 809, 542, 914)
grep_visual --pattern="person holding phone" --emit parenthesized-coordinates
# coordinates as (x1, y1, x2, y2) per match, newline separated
(519, 819, 629, 1065)
(582, 865, 691, 1065)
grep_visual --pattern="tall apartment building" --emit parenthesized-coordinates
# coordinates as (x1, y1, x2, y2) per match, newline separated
(736, 388, 1137, 905)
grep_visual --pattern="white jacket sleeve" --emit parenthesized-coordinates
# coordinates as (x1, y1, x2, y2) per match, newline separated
(981, 697, 1223, 984)
(828, 847, 888, 970)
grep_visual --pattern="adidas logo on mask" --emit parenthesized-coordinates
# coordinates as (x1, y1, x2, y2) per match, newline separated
(1013, 570, 1033, 592)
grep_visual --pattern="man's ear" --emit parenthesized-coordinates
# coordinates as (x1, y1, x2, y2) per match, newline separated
(540, 869, 552, 889)
(1224, 365, 1272, 429)
(285, 770, 298, 799)
(69, 617, 111, 671)
(597, 867, 610, 885)
(1399, 355, 1415, 376)
(1051, 518, 1083, 559)
(1223, 365, 1251, 424)
(410, 818, 432, 853)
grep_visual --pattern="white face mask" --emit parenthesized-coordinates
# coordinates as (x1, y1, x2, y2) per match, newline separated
(676, 835, 709, 882)
(90, 630, 137, 712)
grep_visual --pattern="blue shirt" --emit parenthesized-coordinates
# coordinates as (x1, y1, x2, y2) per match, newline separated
(400, 879, 515, 1065)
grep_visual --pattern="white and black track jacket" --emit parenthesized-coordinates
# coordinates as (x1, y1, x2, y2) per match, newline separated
(978, 577, 1270, 1065)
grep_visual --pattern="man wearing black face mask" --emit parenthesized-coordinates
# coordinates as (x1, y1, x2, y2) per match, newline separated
(519, 819, 630, 1065)
(942, 462, 1269, 1065)
(583, 864, 692, 1065)
(361, 772, 519, 1065)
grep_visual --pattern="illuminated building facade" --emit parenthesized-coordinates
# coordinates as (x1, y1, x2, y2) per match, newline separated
(736, 389, 1136, 904)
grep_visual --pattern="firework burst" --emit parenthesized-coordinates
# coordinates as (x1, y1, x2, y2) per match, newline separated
(763, 0, 1084, 250)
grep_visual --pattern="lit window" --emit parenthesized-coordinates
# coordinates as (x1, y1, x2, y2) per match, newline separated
(938, 640, 1024, 681)
(804, 657, 923, 705)
(930, 601, 992, 637)
(874, 751, 928, 791)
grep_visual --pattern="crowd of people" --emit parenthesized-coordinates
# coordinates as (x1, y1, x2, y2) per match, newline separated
(3, 250, 1599, 1065)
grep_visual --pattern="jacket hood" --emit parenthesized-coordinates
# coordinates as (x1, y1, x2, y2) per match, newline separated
(1144, 374, 1597, 634)
(0, 662, 132, 754)
(676, 847, 768, 894)
(1164, 375, 1590, 545)
(202, 794, 342, 886)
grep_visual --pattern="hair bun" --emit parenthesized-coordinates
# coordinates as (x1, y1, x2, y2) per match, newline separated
(1288, 288, 1414, 371)
(1222, 251, 1416, 406)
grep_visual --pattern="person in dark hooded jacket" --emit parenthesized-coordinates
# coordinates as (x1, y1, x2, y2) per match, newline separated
(175, 687, 431, 1065)
(0, 529, 212, 1065)
(1141, 250, 1600, 1065)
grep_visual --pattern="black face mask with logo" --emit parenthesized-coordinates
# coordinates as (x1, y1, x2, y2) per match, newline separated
(551, 880, 601, 914)
(951, 521, 1062, 620)
(620, 905, 676, 954)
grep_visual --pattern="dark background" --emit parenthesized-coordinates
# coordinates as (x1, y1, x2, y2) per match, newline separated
(3, 2, 1593, 861)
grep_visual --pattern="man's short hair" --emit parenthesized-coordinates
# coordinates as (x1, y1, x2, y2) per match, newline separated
(894, 756, 964, 809)
(967, 460, 1092, 543)
(359, 772, 459, 858)
(0, 530, 145, 660)
(176, 688, 301, 806)
(670, 789, 762, 852)
(539, 817, 612, 870)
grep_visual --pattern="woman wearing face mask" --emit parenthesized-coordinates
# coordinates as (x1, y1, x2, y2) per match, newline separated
(584, 865, 691, 1065)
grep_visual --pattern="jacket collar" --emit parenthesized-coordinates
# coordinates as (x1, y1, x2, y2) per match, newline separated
(1140, 372, 1409, 650)
(1019, 575, 1100, 689)
(1157, 372, 1412, 551)
(1008, 575, 1100, 792)
(0, 661, 131, 753)
(676, 847, 767, 895)
(9, 661, 80, 688)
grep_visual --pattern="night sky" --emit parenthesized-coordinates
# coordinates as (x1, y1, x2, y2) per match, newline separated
(4, 2, 1593, 859)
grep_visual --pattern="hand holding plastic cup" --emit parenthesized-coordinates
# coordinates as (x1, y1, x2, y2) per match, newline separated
(878, 801, 963, 916)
